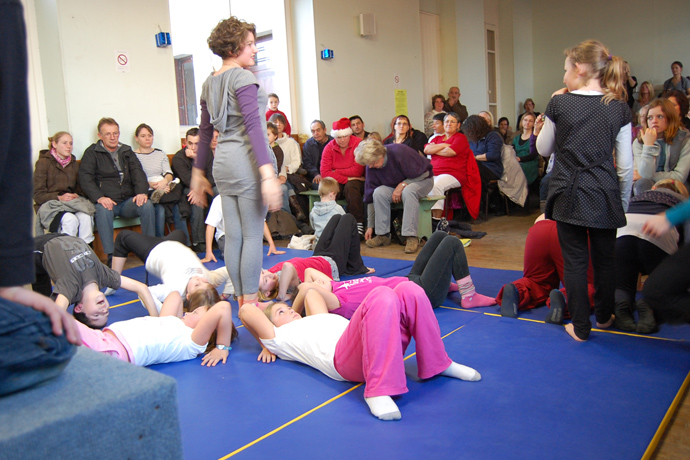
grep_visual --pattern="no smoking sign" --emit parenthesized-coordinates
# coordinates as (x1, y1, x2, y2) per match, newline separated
(115, 50, 130, 73)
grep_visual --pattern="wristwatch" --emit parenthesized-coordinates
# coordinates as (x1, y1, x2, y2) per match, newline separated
(216, 344, 231, 351)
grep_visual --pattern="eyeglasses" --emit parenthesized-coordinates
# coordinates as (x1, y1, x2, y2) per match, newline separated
(647, 114, 666, 122)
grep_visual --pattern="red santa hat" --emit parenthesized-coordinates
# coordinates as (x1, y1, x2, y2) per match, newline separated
(331, 118, 353, 138)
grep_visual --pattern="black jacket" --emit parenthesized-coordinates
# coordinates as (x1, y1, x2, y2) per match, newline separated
(171, 148, 215, 189)
(78, 141, 148, 204)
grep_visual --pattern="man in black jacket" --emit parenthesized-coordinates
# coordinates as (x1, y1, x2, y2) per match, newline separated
(78, 118, 155, 263)
(172, 127, 215, 252)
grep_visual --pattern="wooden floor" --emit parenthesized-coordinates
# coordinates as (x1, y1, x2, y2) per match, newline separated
(123, 208, 689, 458)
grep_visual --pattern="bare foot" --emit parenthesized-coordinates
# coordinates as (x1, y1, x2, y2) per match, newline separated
(564, 323, 586, 342)
(596, 314, 615, 329)
(366, 267, 376, 274)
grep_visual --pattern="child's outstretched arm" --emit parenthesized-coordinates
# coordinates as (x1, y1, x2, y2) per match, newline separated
(159, 291, 184, 318)
(277, 262, 299, 301)
(293, 281, 339, 315)
(199, 224, 217, 263)
(238, 302, 277, 363)
(120, 276, 159, 317)
(191, 300, 234, 367)
(303, 289, 331, 316)
(264, 221, 285, 256)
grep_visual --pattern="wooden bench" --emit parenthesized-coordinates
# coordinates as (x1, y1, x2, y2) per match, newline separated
(299, 190, 443, 240)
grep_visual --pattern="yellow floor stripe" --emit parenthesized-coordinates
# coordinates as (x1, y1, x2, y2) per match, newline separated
(438, 306, 684, 342)
(220, 323, 465, 459)
(108, 299, 140, 309)
(642, 369, 690, 460)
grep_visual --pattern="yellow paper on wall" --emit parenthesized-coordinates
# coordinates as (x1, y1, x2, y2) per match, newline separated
(394, 89, 408, 117)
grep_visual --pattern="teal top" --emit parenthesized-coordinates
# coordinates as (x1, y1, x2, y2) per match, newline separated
(666, 199, 690, 226)
(512, 135, 539, 184)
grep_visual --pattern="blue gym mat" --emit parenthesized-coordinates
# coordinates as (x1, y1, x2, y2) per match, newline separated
(104, 247, 690, 459)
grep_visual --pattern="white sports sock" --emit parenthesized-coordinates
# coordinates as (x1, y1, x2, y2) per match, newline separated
(441, 361, 482, 382)
(364, 396, 401, 421)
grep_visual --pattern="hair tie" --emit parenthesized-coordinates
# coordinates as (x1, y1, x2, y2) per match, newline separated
(607, 54, 612, 61)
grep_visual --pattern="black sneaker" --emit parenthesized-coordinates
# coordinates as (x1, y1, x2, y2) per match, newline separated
(613, 299, 636, 332)
(545, 289, 565, 325)
(635, 299, 657, 334)
(436, 217, 449, 233)
(500, 283, 518, 318)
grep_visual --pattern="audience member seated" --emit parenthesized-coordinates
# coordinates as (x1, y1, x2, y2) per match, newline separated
(614, 179, 688, 333)
(356, 139, 433, 254)
(303, 119, 333, 188)
(269, 113, 305, 221)
(478, 111, 495, 128)
(133, 123, 188, 242)
(428, 112, 446, 143)
(496, 216, 594, 322)
(632, 81, 653, 115)
(443, 86, 468, 122)
(662, 61, 690, 96)
(309, 177, 345, 242)
(349, 115, 370, 140)
(78, 117, 155, 265)
(664, 90, 690, 131)
(424, 94, 446, 137)
(632, 104, 649, 141)
(172, 127, 215, 253)
(512, 112, 539, 185)
(383, 115, 425, 153)
(496, 117, 512, 144)
(320, 118, 366, 236)
(624, 61, 638, 109)
(265, 92, 291, 135)
(516, 98, 540, 127)
(463, 115, 505, 200)
(33, 131, 94, 243)
(633, 99, 690, 195)
(424, 112, 481, 221)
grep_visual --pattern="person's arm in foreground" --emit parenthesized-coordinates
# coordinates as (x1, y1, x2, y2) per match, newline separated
(238, 302, 277, 363)
(120, 276, 159, 317)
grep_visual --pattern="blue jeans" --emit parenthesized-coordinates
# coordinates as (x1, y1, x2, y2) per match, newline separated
(154, 204, 189, 245)
(94, 197, 155, 255)
(0, 298, 76, 396)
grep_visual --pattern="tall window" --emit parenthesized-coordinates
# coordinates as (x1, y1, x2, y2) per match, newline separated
(174, 55, 198, 126)
(485, 26, 498, 123)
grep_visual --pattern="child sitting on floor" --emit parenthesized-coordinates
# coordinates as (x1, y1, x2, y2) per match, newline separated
(309, 177, 345, 241)
(239, 281, 481, 421)
(75, 286, 237, 367)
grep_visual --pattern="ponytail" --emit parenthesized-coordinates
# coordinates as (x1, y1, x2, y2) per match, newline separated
(564, 40, 626, 104)
(601, 55, 626, 104)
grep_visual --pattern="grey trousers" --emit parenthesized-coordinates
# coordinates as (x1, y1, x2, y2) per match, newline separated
(370, 177, 433, 237)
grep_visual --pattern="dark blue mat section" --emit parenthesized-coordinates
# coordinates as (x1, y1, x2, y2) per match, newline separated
(103, 247, 690, 459)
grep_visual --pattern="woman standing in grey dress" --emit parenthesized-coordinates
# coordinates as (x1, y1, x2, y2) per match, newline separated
(190, 17, 282, 308)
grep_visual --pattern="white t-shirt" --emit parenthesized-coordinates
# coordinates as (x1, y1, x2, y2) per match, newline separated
(146, 241, 229, 311)
(205, 195, 225, 242)
(107, 316, 207, 367)
(261, 314, 349, 381)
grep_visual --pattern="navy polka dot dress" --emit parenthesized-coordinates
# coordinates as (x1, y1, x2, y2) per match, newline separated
(545, 93, 632, 229)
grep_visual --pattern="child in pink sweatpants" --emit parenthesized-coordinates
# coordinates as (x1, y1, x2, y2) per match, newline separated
(240, 281, 481, 421)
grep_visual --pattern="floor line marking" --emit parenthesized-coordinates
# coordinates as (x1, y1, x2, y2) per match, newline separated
(642, 369, 690, 460)
(439, 306, 684, 342)
(220, 321, 466, 458)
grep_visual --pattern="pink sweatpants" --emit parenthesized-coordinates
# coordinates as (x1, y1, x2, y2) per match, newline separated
(333, 281, 452, 398)
(76, 321, 131, 363)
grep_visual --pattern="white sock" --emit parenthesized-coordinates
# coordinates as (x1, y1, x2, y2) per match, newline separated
(364, 396, 401, 421)
(441, 361, 482, 382)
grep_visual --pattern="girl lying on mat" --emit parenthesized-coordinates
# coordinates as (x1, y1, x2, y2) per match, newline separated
(110, 229, 233, 311)
(32, 233, 158, 329)
(291, 231, 495, 317)
(259, 214, 374, 302)
(75, 286, 237, 367)
(239, 280, 481, 421)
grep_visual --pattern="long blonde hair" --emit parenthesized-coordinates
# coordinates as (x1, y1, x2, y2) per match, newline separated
(564, 40, 626, 104)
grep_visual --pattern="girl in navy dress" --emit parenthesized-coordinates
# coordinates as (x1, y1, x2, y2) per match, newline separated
(536, 40, 633, 341)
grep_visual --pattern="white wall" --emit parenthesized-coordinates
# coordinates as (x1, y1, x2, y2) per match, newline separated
(290, 0, 320, 134)
(32, 0, 181, 159)
(311, 0, 426, 135)
(497, 0, 515, 123)
(531, 0, 690, 114)
(512, 0, 532, 122)
(455, 0, 488, 116)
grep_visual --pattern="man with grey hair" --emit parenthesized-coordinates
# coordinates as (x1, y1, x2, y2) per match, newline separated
(302, 120, 333, 187)
(443, 87, 468, 123)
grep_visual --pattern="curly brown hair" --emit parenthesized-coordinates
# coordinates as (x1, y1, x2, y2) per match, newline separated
(207, 17, 256, 59)
(461, 115, 492, 143)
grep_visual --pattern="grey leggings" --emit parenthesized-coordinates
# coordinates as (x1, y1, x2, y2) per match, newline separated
(220, 193, 267, 297)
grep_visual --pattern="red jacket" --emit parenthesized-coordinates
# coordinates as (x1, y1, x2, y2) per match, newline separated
(320, 136, 365, 184)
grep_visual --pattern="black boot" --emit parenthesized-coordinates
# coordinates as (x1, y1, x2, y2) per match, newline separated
(635, 299, 657, 334)
(613, 298, 636, 332)
(289, 195, 307, 222)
